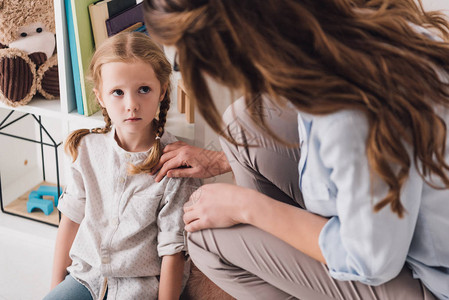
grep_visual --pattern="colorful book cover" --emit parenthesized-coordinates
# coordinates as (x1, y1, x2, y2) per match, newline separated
(89, 0, 136, 47)
(70, 0, 100, 116)
(64, 0, 84, 115)
(105, 2, 144, 37)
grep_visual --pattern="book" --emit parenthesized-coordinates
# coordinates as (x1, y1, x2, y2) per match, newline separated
(88, 0, 137, 47)
(105, 2, 144, 37)
(134, 24, 147, 34)
(119, 22, 143, 33)
(70, 0, 101, 116)
(64, 0, 84, 114)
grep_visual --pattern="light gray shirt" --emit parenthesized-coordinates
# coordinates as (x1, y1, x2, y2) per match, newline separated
(58, 129, 201, 300)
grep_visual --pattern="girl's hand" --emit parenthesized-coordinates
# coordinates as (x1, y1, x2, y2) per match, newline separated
(183, 183, 251, 232)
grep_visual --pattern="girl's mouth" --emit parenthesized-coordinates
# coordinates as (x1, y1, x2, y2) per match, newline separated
(125, 117, 142, 122)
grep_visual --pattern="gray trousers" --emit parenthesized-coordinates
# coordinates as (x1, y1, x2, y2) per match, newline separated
(187, 97, 435, 300)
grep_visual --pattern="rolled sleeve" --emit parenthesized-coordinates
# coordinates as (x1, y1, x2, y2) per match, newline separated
(157, 177, 201, 257)
(157, 231, 185, 257)
(57, 163, 86, 224)
(319, 216, 389, 285)
(57, 193, 85, 224)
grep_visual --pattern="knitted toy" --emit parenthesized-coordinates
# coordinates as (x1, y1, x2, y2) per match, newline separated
(0, 0, 59, 107)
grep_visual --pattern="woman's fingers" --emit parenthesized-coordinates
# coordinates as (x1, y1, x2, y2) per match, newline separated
(182, 184, 243, 232)
(151, 150, 179, 175)
(162, 141, 187, 153)
(154, 156, 188, 182)
(185, 219, 203, 232)
(183, 207, 208, 232)
(167, 166, 201, 179)
(183, 206, 200, 225)
(151, 141, 187, 175)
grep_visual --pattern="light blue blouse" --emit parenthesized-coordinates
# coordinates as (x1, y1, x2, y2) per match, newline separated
(298, 109, 449, 299)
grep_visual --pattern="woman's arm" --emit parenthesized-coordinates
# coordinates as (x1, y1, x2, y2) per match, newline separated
(151, 141, 232, 182)
(50, 214, 80, 289)
(158, 252, 185, 300)
(183, 183, 327, 263)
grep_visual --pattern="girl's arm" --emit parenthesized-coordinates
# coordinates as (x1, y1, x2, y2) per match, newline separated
(184, 183, 328, 263)
(158, 252, 185, 300)
(50, 214, 80, 289)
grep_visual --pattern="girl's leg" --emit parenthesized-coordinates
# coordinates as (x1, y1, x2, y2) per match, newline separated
(220, 96, 303, 208)
(188, 225, 435, 300)
(43, 274, 93, 300)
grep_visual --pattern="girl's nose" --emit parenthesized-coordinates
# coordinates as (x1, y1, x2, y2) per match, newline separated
(126, 96, 139, 112)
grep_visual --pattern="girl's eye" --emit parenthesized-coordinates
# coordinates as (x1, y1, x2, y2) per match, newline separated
(112, 89, 124, 96)
(139, 86, 151, 94)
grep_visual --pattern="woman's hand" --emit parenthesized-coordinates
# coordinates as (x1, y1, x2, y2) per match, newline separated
(184, 183, 328, 263)
(151, 141, 232, 182)
(183, 183, 251, 232)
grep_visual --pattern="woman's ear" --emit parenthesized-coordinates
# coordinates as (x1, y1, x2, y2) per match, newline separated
(94, 88, 105, 107)
(159, 83, 168, 102)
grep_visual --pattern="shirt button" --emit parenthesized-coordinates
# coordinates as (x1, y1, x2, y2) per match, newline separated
(125, 153, 131, 159)
(101, 256, 110, 264)
(119, 177, 125, 183)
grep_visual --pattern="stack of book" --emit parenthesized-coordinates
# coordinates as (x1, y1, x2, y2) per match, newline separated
(65, 0, 146, 116)
(90, 0, 146, 47)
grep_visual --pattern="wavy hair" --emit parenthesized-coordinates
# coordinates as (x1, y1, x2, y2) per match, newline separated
(144, 0, 449, 217)
(65, 31, 172, 174)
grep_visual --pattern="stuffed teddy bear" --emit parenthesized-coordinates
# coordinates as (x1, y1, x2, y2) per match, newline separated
(0, 0, 59, 107)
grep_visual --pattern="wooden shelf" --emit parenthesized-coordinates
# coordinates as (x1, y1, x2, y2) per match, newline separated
(3, 181, 61, 226)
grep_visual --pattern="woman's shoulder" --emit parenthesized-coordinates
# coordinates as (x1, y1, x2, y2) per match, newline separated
(311, 109, 369, 135)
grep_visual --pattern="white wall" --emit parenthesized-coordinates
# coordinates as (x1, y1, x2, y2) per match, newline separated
(422, 0, 449, 12)
(0, 108, 66, 205)
(0, 109, 41, 205)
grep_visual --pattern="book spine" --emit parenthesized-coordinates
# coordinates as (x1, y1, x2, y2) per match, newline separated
(88, 3, 110, 47)
(105, 2, 144, 37)
(64, 0, 84, 115)
(70, 0, 99, 116)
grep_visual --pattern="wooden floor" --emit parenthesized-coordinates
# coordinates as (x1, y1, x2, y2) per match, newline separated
(3, 181, 61, 226)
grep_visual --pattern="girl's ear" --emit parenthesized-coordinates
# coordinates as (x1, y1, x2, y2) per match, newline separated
(159, 83, 168, 102)
(94, 88, 105, 107)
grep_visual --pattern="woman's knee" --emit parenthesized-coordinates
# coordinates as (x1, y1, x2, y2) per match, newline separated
(187, 229, 226, 274)
(186, 230, 203, 256)
(187, 227, 243, 266)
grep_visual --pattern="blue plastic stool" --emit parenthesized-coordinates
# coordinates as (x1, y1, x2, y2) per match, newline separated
(35, 185, 62, 207)
(27, 197, 54, 215)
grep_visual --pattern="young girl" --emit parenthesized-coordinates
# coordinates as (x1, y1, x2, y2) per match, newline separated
(144, 0, 449, 299)
(44, 32, 200, 300)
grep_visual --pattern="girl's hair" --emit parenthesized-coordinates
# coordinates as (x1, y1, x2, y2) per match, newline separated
(144, 0, 449, 217)
(65, 31, 172, 174)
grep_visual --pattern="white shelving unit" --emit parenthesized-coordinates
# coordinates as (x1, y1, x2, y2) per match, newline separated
(0, 0, 196, 226)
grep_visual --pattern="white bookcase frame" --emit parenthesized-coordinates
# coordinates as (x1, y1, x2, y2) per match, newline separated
(0, 0, 196, 226)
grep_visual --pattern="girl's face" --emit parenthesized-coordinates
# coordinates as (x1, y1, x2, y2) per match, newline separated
(94, 60, 166, 138)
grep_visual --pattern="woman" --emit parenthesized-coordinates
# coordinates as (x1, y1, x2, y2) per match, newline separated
(144, 0, 449, 299)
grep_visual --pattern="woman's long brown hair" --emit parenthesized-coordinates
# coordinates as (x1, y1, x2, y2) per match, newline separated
(144, 0, 449, 217)
(65, 32, 172, 174)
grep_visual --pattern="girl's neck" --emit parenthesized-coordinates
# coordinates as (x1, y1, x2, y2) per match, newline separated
(114, 126, 156, 153)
